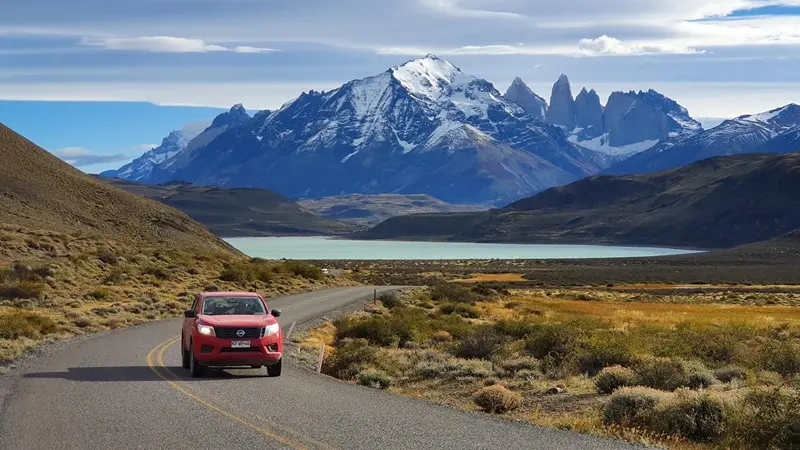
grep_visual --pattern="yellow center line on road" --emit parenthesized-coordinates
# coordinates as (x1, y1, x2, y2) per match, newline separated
(146, 337, 313, 450)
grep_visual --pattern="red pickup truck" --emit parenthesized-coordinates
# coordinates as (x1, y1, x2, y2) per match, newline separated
(181, 291, 283, 377)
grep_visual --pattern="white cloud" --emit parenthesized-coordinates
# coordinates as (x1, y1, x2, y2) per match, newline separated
(53, 147, 131, 167)
(577, 35, 702, 56)
(80, 36, 278, 53)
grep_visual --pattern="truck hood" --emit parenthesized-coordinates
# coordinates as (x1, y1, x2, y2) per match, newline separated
(198, 314, 277, 327)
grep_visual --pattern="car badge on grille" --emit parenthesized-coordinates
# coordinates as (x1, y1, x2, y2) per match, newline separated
(236, 329, 245, 337)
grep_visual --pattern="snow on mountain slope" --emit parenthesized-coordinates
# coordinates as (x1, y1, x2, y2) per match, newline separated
(604, 103, 800, 175)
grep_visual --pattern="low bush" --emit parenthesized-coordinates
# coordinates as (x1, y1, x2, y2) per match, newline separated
(430, 330, 453, 343)
(0, 281, 47, 300)
(413, 353, 493, 379)
(97, 249, 119, 265)
(499, 356, 540, 376)
(356, 369, 392, 389)
(634, 357, 699, 391)
(439, 303, 480, 318)
(724, 386, 800, 449)
(429, 283, 481, 304)
(472, 384, 522, 413)
(0, 311, 59, 339)
(87, 288, 112, 301)
(595, 365, 636, 394)
(651, 389, 727, 442)
(713, 365, 748, 383)
(322, 339, 379, 380)
(219, 261, 275, 283)
(281, 261, 322, 280)
(143, 265, 171, 280)
(758, 340, 800, 377)
(524, 323, 581, 361)
(379, 292, 402, 309)
(602, 386, 667, 428)
(452, 327, 506, 359)
(576, 332, 636, 376)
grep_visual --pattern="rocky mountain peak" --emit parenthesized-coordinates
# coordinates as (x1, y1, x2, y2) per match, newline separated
(210, 103, 252, 129)
(503, 77, 547, 120)
(574, 87, 603, 135)
(546, 74, 576, 128)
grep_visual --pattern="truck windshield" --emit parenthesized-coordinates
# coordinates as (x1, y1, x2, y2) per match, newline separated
(201, 297, 267, 315)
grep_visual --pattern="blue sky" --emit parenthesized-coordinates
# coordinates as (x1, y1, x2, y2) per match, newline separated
(1, 0, 800, 173)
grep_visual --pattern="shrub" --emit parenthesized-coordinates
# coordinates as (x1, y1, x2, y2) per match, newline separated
(97, 250, 118, 265)
(651, 389, 727, 442)
(494, 319, 539, 338)
(634, 357, 692, 391)
(499, 356, 540, 376)
(472, 384, 522, 413)
(429, 283, 480, 304)
(0, 281, 47, 300)
(87, 288, 112, 301)
(281, 261, 322, 280)
(0, 311, 59, 339)
(595, 365, 636, 394)
(219, 261, 275, 283)
(322, 339, 379, 380)
(143, 265, 171, 280)
(687, 370, 716, 390)
(713, 365, 748, 383)
(413, 353, 493, 379)
(577, 332, 635, 376)
(602, 387, 667, 427)
(439, 303, 480, 318)
(431, 330, 453, 343)
(453, 328, 506, 359)
(759, 340, 800, 377)
(379, 292, 402, 309)
(524, 323, 580, 361)
(724, 387, 800, 449)
(356, 369, 392, 389)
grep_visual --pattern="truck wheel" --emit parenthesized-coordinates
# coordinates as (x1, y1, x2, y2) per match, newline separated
(189, 344, 205, 378)
(181, 335, 190, 369)
(266, 359, 282, 377)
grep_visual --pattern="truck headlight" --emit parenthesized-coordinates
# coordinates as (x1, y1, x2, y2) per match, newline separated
(263, 323, 280, 336)
(197, 324, 215, 336)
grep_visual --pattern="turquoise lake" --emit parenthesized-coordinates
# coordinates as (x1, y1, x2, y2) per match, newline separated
(224, 237, 702, 260)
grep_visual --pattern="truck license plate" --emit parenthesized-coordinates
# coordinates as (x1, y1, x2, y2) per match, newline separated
(231, 340, 251, 348)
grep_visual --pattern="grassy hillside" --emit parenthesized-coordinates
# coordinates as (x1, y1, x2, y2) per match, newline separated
(358, 152, 800, 249)
(97, 177, 356, 237)
(298, 193, 486, 227)
(0, 123, 354, 365)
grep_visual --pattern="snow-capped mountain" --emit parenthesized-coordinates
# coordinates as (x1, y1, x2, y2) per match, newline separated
(514, 75, 703, 157)
(113, 55, 613, 205)
(102, 105, 251, 182)
(503, 77, 547, 120)
(604, 103, 800, 175)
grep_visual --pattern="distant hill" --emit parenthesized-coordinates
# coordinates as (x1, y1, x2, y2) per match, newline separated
(357, 152, 800, 249)
(96, 177, 356, 237)
(0, 123, 235, 255)
(297, 194, 486, 227)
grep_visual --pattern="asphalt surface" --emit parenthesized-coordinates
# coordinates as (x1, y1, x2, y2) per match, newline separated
(0, 286, 650, 450)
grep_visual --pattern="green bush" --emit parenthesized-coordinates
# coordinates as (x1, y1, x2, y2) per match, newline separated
(724, 387, 800, 449)
(494, 319, 539, 338)
(0, 281, 47, 300)
(97, 249, 119, 265)
(634, 357, 704, 391)
(379, 292, 402, 309)
(759, 340, 800, 377)
(429, 283, 481, 304)
(87, 288, 112, 301)
(439, 303, 480, 318)
(595, 365, 637, 394)
(143, 265, 171, 280)
(651, 389, 727, 442)
(322, 339, 379, 380)
(576, 332, 635, 376)
(0, 311, 59, 339)
(335, 316, 399, 347)
(499, 356, 540, 376)
(453, 327, 506, 359)
(281, 261, 322, 280)
(472, 384, 522, 413)
(356, 369, 392, 389)
(524, 323, 581, 361)
(602, 386, 667, 427)
(413, 353, 493, 379)
(713, 365, 749, 383)
(219, 261, 275, 283)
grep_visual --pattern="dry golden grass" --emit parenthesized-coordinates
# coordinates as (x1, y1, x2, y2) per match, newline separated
(296, 283, 800, 449)
(453, 273, 526, 283)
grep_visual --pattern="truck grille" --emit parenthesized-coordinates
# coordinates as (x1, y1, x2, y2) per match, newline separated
(216, 327, 263, 339)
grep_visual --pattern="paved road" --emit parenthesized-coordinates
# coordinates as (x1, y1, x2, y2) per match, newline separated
(0, 286, 648, 450)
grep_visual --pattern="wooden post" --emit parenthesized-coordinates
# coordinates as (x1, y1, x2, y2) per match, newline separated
(374, 288, 377, 304)
(317, 342, 325, 373)
(285, 321, 296, 342)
